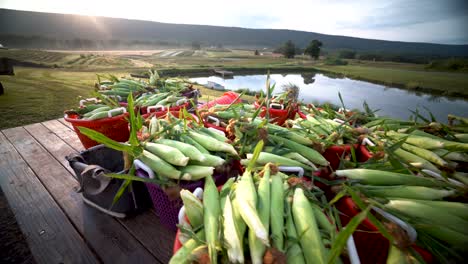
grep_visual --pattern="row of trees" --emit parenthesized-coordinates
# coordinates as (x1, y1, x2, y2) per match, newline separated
(276, 40, 323, 59)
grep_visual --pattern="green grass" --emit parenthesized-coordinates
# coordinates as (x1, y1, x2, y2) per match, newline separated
(315, 61, 468, 97)
(0, 67, 254, 129)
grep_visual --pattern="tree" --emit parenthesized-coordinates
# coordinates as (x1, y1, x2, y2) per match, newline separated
(304, 40, 323, 60)
(281, 40, 296, 58)
(338, 49, 356, 59)
(254, 50, 260, 56)
(191, 41, 201, 50)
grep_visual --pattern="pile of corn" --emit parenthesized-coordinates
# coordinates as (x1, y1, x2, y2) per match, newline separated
(171, 162, 344, 264)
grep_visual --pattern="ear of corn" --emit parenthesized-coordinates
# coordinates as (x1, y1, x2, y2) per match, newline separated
(144, 142, 189, 166)
(384, 199, 468, 236)
(156, 138, 206, 162)
(335, 169, 446, 187)
(180, 190, 204, 229)
(223, 196, 244, 263)
(180, 135, 210, 154)
(357, 185, 456, 200)
(248, 152, 316, 171)
(401, 143, 447, 167)
(249, 165, 271, 264)
(270, 134, 329, 166)
(387, 131, 445, 149)
(203, 175, 221, 264)
(189, 131, 238, 155)
(285, 195, 306, 264)
(394, 148, 441, 173)
(189, 153, 225, 167)
(180, 165, 214, 181)
(140, 150, 182, 179)
(293, 188, 326, 264)
(235, 170, 269, 245)
(270, 171, 285, 251)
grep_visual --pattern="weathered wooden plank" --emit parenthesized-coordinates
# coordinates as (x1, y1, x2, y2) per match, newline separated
(0, 132, 99, 264)
(42, 119, 83, 152)
(3, 127, 160, 264)
(119, 211, 176, 263)
(40, 120, 177, 261)
(24, 123, 76, 175)
(58, 117, 74, 130)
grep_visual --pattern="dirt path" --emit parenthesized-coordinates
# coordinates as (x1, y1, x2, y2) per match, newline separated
(129, 59, 153, 68)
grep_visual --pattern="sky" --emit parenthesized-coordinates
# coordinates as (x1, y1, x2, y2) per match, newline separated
(1, 0, 468, 44)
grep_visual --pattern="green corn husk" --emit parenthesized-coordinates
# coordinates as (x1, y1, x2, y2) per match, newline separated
(401, 143, 447, 167)
(283, 152, 318, 169)
(270, 172, 285, 252)
(357, 185, 456, 200)
(335, 169, 447, 187)
(156, 138, 206, 162)
(140, 150, 183, 180)
(270, 135, 329, 166)
(394, 148, 441, 173)
(432, 149, 468, 162)
(203, 175, 220, 264)
(386, 245, 419, 264)
(452, 172, 468, 186)
(235, 170, 269, 245)
(409, 200, 468, 220)
(249, 165, 271, 264)
(417, 225, 468, 249)
(387, 131, 445, 149)
(169, 230, 205, 264)
(180, 135, 210, 154)
(180, 165, 214, 181)
(293, 188, 326, 264)
(188, 153, 225, 167)
(180, 190, 204, 229)
(286, 195, 306, 264)
(189, 131, 238, 156)
(384, 199, 468, 235)
(144, 142, 189, 166)
(247, 152, 316, 171)
(223, 196, 244, 263)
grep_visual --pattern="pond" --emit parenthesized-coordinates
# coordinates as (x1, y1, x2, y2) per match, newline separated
(191, 73, 468, 122)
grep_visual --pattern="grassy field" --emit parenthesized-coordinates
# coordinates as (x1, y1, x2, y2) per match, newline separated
(1, 49, 467, 129)
(315, 60, 468, 97)
(0, 67, 253, 129)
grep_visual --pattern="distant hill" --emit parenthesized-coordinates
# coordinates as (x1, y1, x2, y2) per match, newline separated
(1, 8, 467, 57)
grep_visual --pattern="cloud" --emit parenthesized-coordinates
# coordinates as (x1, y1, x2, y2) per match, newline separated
(1, 0, 467, 44)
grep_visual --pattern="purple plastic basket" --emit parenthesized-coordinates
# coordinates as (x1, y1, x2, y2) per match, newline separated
(136, 169, 231, 231)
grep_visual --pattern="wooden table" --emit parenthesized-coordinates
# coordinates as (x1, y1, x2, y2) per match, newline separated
(0, 119, 175, 264)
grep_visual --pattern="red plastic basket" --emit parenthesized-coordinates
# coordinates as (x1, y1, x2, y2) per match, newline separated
(64, 113, 130, 149)
(253, 101, 297, 126)
(197, 91, 241, 109)
(321, 145, 433, 264)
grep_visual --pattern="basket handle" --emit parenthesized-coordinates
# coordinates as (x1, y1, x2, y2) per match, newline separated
(278, 166, 304, 177)
(107, 107, 126, 118)
(134, 159, 156, 179)
(176, 98, 187, 106)
(372, 206, 417, 243)
(347, 236, 361, 264)
(207, 116, 220, 126)
(193, 187, 204, 199)
(269, 103, 284, 110)
(361, 137, 375, 147)
(79, 98, 99, 107)
(332, 118, 345, 124)
(147, 105, 165, 113)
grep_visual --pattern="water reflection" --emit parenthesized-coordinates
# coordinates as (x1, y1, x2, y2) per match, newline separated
(190, 73, 468, 122)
